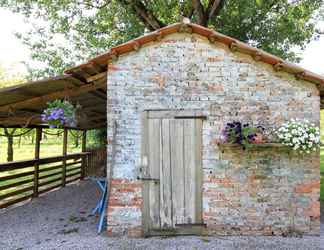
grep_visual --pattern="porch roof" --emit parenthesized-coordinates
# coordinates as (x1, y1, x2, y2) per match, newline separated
(0, 74, 106, 130)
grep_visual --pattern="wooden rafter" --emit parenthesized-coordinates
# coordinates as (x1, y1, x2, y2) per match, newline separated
(0, 81, 106, 113)
(86, 72, 107, 83)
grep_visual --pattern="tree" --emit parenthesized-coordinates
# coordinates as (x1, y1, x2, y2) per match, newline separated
(3, 128, 16, 162)
(0, 64, 26, 161)
(318, 4, 324, 34)
(0, 0, 322, 79)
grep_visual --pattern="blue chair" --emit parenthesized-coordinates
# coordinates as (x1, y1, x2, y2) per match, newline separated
(90, 177, 108, 234)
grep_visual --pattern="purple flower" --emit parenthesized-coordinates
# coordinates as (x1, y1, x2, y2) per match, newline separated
(41, 114, 47, 122)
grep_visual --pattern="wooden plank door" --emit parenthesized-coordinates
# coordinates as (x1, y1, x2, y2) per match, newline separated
(142, 114, 203, 235)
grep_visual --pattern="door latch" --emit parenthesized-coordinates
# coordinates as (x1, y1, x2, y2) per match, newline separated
(137, 177, 160, 184)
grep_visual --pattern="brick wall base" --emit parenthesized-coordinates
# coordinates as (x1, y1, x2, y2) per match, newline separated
(106, 179, 143, 237)
(106, 177, 320, 237)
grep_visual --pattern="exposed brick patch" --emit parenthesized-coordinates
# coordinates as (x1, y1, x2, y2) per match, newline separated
(107, 179, 143, 237)
(207, 56, 224, 62)
(295, 181, 320, 193)
(107, 64, 125, 71)
(305, 201, 320, 219)
(162, 39, 177, 43)
(207, 84, 224, 92)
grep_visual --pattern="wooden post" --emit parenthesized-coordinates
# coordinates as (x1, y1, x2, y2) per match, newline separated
(33, 127, 42, 198)
(81, 130, 87, 179)
(62, 128, 68, 187)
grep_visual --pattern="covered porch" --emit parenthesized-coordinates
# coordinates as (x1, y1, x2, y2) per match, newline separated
(0, 72, 107, 209)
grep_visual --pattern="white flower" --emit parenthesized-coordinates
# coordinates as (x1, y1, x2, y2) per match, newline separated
(277, 119, 320, 154)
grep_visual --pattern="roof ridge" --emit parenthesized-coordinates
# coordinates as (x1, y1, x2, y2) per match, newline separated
(64, 22, 324, 87)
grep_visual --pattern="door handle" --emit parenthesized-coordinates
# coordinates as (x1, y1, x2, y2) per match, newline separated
(137, 177, 160, 184)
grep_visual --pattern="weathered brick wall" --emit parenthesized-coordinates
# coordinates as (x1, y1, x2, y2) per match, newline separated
(106, 33, 320, 236)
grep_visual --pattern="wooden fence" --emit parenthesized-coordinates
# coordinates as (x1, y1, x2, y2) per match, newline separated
(85, 147, 107, 177)
(0, 152, 89, 209)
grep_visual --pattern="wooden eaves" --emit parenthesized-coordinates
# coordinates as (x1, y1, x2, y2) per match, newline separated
(65, 22, 324, 105)
(0, 74, 107, 130)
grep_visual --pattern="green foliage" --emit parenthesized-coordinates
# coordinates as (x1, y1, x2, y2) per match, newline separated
(42, 99, 77, 128)
(87, 128, 106, 149)
(0, 0, 322, 79)
(214, 0, 322, 61)
(0, 64, 25, 87)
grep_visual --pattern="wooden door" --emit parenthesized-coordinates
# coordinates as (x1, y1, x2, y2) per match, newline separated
(142, 113, 203, 236)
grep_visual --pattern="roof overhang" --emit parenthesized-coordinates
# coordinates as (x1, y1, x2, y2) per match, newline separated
(0, 75, 107, 130)
(65, 22, 324, 90)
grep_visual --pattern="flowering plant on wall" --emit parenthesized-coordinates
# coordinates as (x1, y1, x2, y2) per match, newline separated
(276, 119, 320, 154)
(41, 100, 79, 128)
(221, 121, 265, 149)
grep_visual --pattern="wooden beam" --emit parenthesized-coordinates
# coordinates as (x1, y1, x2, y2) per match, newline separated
(81, 130, 87, 180)
(33, 127, 41, 198)
(89, 90, 107, 101)
(83, 122, 107, 130)
(86, 72, 107, 83)
(62, 128, 68, 187)
(89, 62, 106, 73)
(0, 81, 106, 113)
(0, 116, 41, 126)
(0, 113, 106, 130)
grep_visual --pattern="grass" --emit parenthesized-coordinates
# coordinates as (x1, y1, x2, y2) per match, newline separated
(0, 134, 83, 203)
(0, 140, 81, 163)
(321, 148, 324, 201)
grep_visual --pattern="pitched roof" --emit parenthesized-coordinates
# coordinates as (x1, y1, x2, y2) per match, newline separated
(65, 22, 324, 89)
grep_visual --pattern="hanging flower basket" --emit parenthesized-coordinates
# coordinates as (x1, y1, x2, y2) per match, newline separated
(41, 100, 79, 128)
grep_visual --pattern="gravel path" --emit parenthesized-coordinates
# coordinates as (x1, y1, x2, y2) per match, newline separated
(0, 180, 321, 250)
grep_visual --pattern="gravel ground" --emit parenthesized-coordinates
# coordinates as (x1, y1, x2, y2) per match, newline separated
(0, 180, 321, 250)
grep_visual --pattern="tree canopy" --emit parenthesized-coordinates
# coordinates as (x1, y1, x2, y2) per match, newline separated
(0, 64, 25, 88)
(0, 0, 322, 79)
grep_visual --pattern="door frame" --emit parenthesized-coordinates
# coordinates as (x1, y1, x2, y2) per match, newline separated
(141, 110, 206, 236)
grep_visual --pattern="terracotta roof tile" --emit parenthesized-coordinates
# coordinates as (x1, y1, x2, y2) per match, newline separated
(65, 22, 324, 87)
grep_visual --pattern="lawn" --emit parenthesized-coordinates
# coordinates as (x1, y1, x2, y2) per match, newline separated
(321, 148, 324, 201)
(0, 137, 81, 163)
(0, 132, 83, 201)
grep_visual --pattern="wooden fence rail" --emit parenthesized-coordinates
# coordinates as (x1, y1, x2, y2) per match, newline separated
(0, 152, 90, 209)
(84, 147, 107, 177)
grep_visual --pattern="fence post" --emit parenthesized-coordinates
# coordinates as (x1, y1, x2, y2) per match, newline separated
(33, 127, 42, 198)
(62, 128, 68, 187)
(81, 130, 87, 179)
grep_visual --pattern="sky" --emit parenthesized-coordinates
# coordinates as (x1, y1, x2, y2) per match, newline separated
(0, 8, 323, 76)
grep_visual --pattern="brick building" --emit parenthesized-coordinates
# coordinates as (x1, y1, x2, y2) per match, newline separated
(68, 22, 322, 237)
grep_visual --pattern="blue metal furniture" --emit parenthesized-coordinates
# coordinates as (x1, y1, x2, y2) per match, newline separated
(90, 177, 108, 234)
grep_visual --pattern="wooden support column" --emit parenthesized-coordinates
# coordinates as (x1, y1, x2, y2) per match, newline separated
(81, 130, 87, 179)
(62, 128, 68, 187)
(33, 127, 42, 198)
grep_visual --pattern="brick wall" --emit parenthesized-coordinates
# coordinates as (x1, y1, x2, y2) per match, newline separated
(106, 33, 320, 236)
